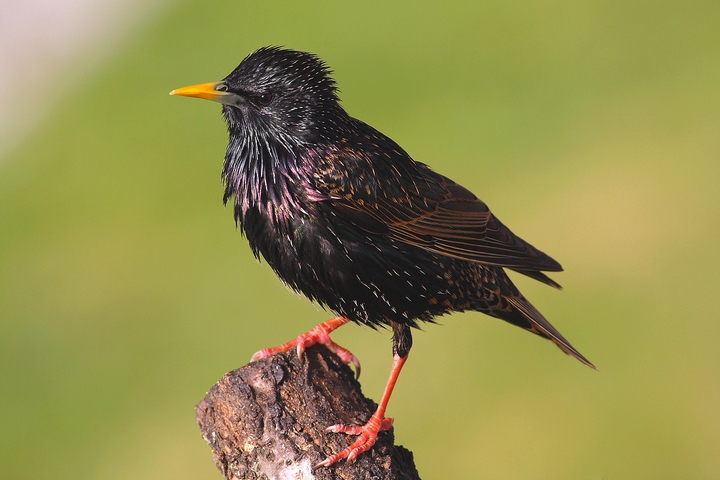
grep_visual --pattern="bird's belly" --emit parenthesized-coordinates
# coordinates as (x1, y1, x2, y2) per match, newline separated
(244, 206, 478, 327)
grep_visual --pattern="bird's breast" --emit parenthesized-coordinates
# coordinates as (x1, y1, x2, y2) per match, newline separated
(239, 197, 349, 301)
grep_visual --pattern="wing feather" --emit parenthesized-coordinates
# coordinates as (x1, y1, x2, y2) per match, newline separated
(311, 122, 563, 283)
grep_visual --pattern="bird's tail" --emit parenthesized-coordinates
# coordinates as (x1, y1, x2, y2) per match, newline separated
(502, 295, 596, 369)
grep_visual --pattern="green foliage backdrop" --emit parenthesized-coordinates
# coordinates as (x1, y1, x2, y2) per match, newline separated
(1, 1, 719, 478)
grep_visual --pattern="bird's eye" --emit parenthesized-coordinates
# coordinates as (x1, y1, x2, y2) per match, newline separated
(255, 93, 275, 106)
(215, 83, 229, 92)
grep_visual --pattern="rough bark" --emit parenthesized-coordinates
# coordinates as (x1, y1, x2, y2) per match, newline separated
(195, 345, 421, 480)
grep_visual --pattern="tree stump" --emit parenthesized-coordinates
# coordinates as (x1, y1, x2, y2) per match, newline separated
(195, 345, 421, 480)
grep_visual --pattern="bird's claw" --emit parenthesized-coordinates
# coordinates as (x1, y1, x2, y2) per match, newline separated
(316, 340, 361, 378)
(250, 317, 361, 377)
(315, 416, 393, 467)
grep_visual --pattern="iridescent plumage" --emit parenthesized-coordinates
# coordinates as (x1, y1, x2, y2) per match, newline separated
(172, 46, 593, 466)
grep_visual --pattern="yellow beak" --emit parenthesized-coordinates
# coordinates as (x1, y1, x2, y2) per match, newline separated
(170, 81, 235, 104)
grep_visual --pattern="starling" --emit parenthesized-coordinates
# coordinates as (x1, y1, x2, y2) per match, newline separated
(171, 46, 594, 467)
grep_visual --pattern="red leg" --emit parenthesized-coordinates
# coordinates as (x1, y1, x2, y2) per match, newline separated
(250, 316, 361, 376)
(317, 353, 408, 467)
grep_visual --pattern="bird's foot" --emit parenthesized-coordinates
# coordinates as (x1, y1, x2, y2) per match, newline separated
(316, 413, 394, 467)
(250, 316, 361, 377)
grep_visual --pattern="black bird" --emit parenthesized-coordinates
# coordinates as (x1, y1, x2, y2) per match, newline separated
(171, 47, 594, 467)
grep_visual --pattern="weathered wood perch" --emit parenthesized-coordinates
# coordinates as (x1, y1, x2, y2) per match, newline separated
(196, 345, 421, 480)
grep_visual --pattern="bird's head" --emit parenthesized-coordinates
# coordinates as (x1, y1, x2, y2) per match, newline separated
(171, 47, 343, 144)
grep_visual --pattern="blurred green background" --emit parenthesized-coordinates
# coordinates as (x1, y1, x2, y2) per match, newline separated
(1, 1, 719, 478)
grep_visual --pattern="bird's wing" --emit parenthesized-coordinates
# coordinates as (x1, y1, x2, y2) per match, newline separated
(311, 133, 563, 279)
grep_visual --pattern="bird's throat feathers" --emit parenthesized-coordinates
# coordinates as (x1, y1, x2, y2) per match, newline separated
(221, 124, 308, 229)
